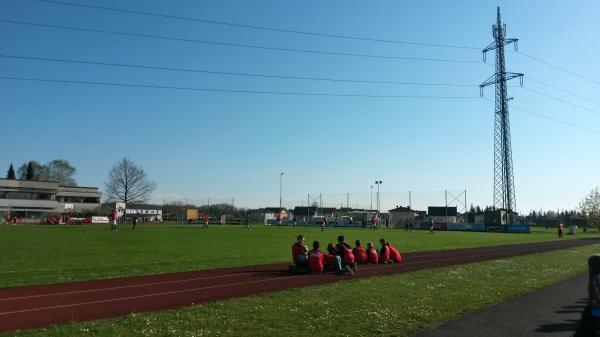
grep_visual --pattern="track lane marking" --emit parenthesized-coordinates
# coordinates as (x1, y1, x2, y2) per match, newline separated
(0, 275, 306, 316)
(0, 240, 573, 302)
(0, 240, 584, 316)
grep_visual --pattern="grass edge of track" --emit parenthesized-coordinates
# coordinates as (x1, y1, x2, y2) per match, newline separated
(5, 243, 599, 337)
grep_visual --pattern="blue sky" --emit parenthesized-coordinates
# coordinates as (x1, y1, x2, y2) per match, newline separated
(0, 0, 599, 213)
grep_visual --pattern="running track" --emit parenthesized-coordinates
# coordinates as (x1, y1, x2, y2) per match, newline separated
(0, 238, 597, 333)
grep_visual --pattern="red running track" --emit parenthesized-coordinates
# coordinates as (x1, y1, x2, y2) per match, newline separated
(0, 238, 597, 333)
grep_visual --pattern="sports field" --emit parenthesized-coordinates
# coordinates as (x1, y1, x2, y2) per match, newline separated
(0, 223, 594, 288)
(3, 242, 599, 337)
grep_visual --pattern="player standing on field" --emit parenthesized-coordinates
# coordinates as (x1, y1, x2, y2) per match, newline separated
(202, 213, 209, 229)
(132, 213, 139, 231)
(558, 223, 564, 238)
(429, 218, 436, 234)
(109, 210, 117, 232)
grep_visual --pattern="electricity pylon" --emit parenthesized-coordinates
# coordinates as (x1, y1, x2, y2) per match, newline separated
(480, 7, 524, 213)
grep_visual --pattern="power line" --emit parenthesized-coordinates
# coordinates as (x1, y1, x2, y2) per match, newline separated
(525, 76, 600, 106)
(0, 19, 483, 64)
(510, 104, 600, 135)
(0, 54, 477, 88)
(520, 86, 600, 116)
(0, 75, 481, 99)
(482, 97, 600, 135)
(518, 52, 600, 87)
(29, 0, 481, 51)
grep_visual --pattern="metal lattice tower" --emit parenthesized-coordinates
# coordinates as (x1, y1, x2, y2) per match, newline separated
(479, 7, 523, 213)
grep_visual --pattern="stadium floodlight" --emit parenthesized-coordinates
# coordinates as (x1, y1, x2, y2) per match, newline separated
(370, 185, 373, 211)
(279, 172, 285, 209)
(375, 181, 383, 214)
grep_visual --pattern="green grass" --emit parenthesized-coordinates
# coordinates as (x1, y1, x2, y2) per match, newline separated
(7, 243, 599, 337)
(0, 223, 594, 288)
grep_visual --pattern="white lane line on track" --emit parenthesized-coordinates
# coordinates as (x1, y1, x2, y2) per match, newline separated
(0, 275, 305, 316)
(0, 271, 259, 302)
(0, 240, 571, 302)
(0, 241, 580, 302)
(0, 241, 577, 316)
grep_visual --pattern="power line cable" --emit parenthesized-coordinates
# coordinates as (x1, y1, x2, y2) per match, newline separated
(520, 86, 600, 116)
(28, 0, 481, 50)
(0, 19, 482, 64)
(482, 97, 600, 135)
(0, 75, 481, 99)
(518, 52, 600, 87)
(0, 54, 477, 88)
(525, 76, 600, 106)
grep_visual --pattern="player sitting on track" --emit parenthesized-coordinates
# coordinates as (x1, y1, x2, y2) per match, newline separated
(291, 235, 309, 270)
(366, 242, 379, 264)
(308, 240, 325, 274)
(386, 241, 403, 263)
(325, 243, 338, 272)
(335, 235, 356, 273)
(378, 238, 391, 264)
(353, 240, 368, 265)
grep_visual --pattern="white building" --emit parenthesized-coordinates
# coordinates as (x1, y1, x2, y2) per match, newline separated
(0, 178, 101, 223)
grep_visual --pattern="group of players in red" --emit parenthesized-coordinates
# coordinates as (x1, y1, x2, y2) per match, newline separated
(291, 234, 402, 275)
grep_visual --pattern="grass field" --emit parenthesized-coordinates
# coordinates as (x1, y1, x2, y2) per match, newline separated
(0, 223, 594, 288)
(6, 243, 599, 337)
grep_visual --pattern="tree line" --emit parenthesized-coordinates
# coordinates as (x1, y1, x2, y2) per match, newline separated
(4, 160, 77, 186)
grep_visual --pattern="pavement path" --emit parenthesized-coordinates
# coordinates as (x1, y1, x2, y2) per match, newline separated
(413, 273, 588, 337)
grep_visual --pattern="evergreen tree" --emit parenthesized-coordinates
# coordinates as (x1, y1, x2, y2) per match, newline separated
(6, 163, 16, 179)
(25, 162, 35, 180)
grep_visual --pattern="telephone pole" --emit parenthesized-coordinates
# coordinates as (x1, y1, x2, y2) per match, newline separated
(480, 7, 523, 213)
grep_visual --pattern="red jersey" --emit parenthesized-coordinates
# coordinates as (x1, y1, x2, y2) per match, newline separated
(379, 245, 390, 263)
(204, 214, 209, 222)
(308, 249, 325, 273)
(388, 245, 402, 263)
(342, 247, 355, 265)
(336, 242, 355, 265)
(109, 212, 117, 221)
(292, 243, 304, 264)
(325, 253, 337, 268)
(353, 247, 368, 264)
(367, 247, 379, 264)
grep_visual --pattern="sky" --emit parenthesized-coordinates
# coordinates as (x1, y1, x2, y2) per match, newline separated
(0, 0, 599, 213)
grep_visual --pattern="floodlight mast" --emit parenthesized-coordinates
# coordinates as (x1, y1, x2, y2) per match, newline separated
(479, 7, 523, 213)
(279, 172, 285, 209)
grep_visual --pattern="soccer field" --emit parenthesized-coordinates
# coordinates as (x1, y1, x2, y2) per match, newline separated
(0, 223, 593, 288)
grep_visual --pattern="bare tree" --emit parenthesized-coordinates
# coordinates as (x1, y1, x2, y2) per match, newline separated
(580, 188, 600, 230)
(104, 158, 156, 203)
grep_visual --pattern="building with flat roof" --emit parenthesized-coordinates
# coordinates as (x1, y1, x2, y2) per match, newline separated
(0, 178, 101, 223)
